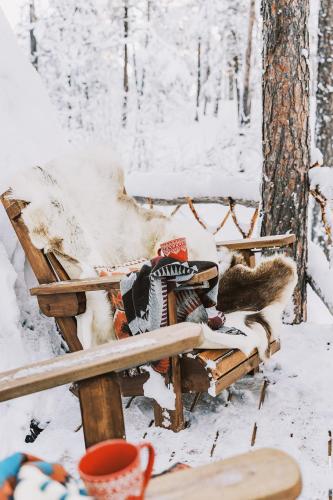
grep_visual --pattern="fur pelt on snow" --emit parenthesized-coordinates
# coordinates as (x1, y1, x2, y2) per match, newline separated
(217, 254, 297, 357)
(10, 146, 297, 356)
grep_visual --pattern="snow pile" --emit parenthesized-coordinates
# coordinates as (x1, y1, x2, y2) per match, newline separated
(126, 171, 260, 202)
(311, 147, 323, 167)
(143, 366, 176, 411)
(0, 7, 68, 192)
(308, 241, 333, 315)
(310, 166, 333, 201)
(0, 8, 72, 454)
(0, 242, 25, 370)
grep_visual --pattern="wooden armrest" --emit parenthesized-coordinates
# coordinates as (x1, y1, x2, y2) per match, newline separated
(31, 267, 218, 296)
(216, 234, 295, 251)
(30, 275, 122, 296)
(147, 448, 302, 499)
(184, 266, 218, 284)
(0, 323, 203, 402)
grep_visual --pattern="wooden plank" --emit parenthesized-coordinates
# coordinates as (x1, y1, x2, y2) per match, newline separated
(217, 234, 296, 251)
(30, 267, 218, 296)
(30, 275, 122, 295)
(198, 341, 279, 381)
(213, 341, 280, 396)
(55, 317, 82, 352)
(1, 196, 59, 285)
(78, 373, 125, 448)
(0, 323, 203, 402)
(37, 293, 86, 317)
(186, 267, 218, 283)
(181, 356, 211, 392)
(119, 371, 149, 397)
(46, 252, 71, 281)
(0, 194, 27, 220)
(147, 448, 302, 500)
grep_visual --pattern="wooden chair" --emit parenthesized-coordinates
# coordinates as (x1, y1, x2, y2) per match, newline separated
(0, 323, 203, 447)
(147, 448, 302, 500)
(1, 193, 295, 444)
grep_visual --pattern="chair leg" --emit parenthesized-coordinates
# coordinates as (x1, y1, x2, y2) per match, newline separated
(78, 372, 125, 448)
(153, 356, 185, 432)
(153, 290, 185, 432)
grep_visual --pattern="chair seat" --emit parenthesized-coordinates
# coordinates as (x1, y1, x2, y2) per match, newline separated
(119, 340, 280, 398)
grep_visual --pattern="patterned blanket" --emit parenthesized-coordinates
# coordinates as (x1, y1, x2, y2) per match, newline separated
(106, 257, 248, 374)
(0, 452, 88, 499)
(120, 257, 221, 335)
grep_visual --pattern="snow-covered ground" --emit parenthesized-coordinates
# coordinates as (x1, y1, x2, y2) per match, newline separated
(0, 5, 333, 500)
(1, 198, 332, 500)
(2, 312, 332, 500)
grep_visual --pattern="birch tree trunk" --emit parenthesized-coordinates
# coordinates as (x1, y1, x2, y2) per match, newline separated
(195, 37, 201, 122)
(29, 0, 38, 71)
(261, 0, 310, 323)
(122, 0, 129, 127)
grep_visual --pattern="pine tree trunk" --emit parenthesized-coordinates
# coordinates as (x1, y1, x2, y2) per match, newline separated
(316, 0, 333, 168)
(261, 0, 310, 323)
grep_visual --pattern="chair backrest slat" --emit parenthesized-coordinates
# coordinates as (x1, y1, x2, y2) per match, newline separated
(1, 193, 82, 352)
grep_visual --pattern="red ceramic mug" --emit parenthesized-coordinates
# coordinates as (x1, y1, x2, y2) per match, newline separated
(160, 237, 188, 261)
(78, 439, 155, 500)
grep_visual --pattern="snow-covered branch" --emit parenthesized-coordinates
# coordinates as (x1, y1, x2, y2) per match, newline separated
(307, 242, 333, 316)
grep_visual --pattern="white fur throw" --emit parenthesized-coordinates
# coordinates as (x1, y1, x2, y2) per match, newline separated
(11, 146, 219, 347)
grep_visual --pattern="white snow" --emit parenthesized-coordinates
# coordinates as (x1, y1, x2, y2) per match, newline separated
(126, 171, 260, 202)
(311, 147, 323, 167)
(0, 4, 332, 500)
(0, 8, 68, 192)
(142, 366, 176, 411)
(308, 241, 333, 314)
(205, 359, 217, 370)
(310, 166, 333, 201)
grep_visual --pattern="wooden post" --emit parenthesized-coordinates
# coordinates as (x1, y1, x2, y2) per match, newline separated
(79, 373, 125, 448)
(153, 290, 185, 432)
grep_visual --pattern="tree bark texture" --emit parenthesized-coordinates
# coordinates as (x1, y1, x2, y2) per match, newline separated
(316, 0, 333, 168)
(261, 0, 310, 323)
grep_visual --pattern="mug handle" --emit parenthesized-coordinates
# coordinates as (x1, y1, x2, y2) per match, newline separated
(138, 442, 155, 498)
